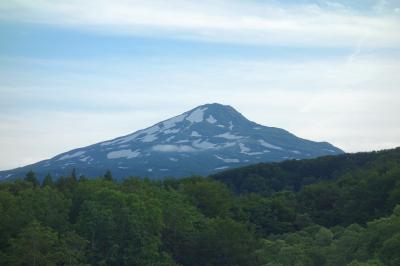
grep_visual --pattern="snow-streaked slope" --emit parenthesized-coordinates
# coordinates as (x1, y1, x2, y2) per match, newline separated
(0, 103, 344, 180)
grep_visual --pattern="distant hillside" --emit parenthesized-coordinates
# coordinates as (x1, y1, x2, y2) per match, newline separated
(212, 147, 400, 195)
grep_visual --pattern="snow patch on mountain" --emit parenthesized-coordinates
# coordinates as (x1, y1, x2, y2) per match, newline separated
(186, 107, 207, 123)
(107, 149, 140, 159)
(239, 143, 250, 153)
(118, 144, 130, 148)
(176, 140, 189, 143)
(238, 143, 263, 156)
(323, 149, 337, 153)
(162, 114, 186, 129)
(165, 136, 175, 142)
(152, 144, 196, 152)
(206, 115, 217, 124)
(215, 166, 230, 170)
(259, 140, 283, 150)
(110, 132, 140, 145)
(248, 151, 264, 155)
(141, 134, 158, 143)
(215, 155, 240, 163)
(164, 128, 180, 134)
(192, 140, 218, 150)
(191, 131, 201, 137)
(79, 156, 91, 162)
(62, 162, 76, 167)
(100, 141, 114, 146)
(142, 125, 160, 135)
(216, 132, 244, 140)
(222, 142, 236, 148)
(58, 151, 85, 161)
(4, 174, 12, 179)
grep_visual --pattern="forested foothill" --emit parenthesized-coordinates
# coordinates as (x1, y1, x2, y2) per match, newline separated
(1, 148, 399, 265)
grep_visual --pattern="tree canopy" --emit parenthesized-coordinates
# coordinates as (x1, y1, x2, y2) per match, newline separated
(0, 148, 399, 265)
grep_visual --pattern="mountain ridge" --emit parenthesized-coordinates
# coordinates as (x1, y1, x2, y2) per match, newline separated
(0, 103, 344, 180)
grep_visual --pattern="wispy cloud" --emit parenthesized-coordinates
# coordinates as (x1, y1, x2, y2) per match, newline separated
(347, 34, 368, 64)
(1, 0, 399, 47)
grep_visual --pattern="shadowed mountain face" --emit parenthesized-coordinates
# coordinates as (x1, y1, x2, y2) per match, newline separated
(0, 103, 343, 180)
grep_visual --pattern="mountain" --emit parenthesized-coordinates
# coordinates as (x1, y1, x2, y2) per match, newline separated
(0, 103, 343, 180)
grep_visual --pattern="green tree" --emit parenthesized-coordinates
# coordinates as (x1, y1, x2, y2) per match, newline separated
(71, 168, 77, 181)
(326, 224, 365, 266)
(104, 170, 113, 181)
(24, 170, 39, 187)
(183, 179, 233, 218)
(79, 174, 87, 182)
(236, 194, 296, 236)
(277, 245, 312, 266)
(61, 231, 89, 265)
(18, 187, 71, 232)
(160, 190, 204, 265)
(299, 182, 342, 226)
(76, 187, 168, 265)
(378, 233, 400, 266)
(315, 227, 333, 247)
(194, 218, 259, 266)
(7, 221, 66, 265)
(0, 191, 22, 249)
(41, 173, 54, 188)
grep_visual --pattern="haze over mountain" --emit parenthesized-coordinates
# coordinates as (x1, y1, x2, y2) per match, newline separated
(0, 103, 343, 180)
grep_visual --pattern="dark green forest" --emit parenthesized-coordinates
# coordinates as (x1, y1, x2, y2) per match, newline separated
(1, 148, 400, 265)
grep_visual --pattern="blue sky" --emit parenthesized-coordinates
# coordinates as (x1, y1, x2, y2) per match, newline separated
(0, 0, 400, 170)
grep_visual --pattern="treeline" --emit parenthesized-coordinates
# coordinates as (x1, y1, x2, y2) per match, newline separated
(212, 148, 400, 195)
(0, 148, 399, 265)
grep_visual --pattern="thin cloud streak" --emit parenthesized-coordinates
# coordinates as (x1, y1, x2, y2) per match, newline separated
(1, 0, 399, 47)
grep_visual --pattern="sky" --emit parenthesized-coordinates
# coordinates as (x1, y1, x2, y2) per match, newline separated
(0, 0, 400, 170)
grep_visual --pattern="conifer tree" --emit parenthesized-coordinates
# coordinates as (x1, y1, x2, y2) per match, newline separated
(24, 170, 39, 187)
(78, 175, 87, 182)
(70, 168, 77, 182)
(41, 173, 54, 188)
(104, 170, 113, 181)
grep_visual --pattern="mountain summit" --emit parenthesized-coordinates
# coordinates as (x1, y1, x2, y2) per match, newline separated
(0, 103, 343, 180)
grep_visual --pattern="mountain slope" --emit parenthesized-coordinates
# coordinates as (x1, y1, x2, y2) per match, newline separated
(0, 103, 343, 180)
(211, 147, 400, 195)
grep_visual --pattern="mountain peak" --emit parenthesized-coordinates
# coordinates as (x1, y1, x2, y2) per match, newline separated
(188, 103, 243, 115)
(195, 103, 236, 113)
(184, 103, 249, 127)
(196, 102, 231, 108)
